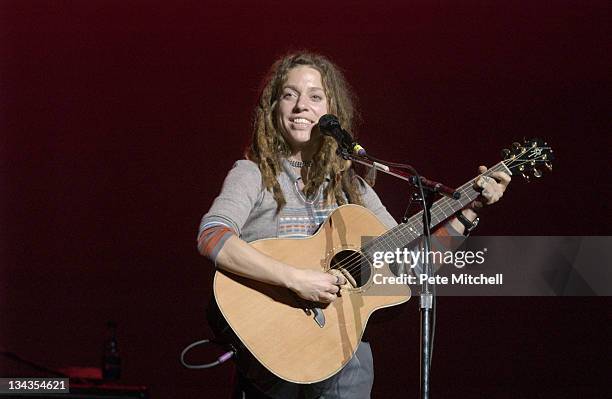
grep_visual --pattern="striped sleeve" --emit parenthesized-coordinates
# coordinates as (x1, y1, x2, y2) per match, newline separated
(197, 222, 236, 263)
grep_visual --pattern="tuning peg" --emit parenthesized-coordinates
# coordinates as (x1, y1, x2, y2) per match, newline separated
(533, 169, 542, 178)
(521, 173, 530, 182)
(501, 148, 511, 159)
(513, 142, 527, 154)
(545, 162, 553, 171)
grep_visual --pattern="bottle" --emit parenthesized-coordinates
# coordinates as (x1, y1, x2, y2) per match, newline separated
(102, 321, 121, 380)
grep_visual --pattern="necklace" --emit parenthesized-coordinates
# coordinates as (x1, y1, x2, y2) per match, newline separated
(288, 159, 313, 168)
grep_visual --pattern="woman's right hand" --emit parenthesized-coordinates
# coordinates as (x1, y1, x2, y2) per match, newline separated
(287, 268, 346, 303)
(214, 236, 347, 303)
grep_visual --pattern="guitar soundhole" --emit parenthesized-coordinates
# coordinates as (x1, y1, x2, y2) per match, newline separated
(330, 250, 371, 288)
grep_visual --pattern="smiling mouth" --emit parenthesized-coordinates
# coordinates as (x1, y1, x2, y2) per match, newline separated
(289, 117, 314, 124)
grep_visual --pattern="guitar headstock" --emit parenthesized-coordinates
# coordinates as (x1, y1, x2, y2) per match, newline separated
(502, 138, 554, 181)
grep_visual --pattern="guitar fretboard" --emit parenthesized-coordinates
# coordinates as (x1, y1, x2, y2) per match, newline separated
(362, 162, 511, 255)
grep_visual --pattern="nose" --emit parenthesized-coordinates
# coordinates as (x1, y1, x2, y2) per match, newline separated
(293, 94, 309, 112)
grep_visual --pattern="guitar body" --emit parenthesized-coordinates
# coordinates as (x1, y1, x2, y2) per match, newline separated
(213, 204, 411, 384)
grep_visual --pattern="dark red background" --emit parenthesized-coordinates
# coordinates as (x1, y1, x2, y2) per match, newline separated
(2, 1, 611, 398)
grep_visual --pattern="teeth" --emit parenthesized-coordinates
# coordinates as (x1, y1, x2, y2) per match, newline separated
(292, 118, 311, 124)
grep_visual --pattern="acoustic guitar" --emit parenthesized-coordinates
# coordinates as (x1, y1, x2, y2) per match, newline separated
(213, 138, 553, 384)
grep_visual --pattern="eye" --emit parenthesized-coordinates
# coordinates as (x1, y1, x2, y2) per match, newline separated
(282, 90, 297, 100)
(311, 94, 323, 101)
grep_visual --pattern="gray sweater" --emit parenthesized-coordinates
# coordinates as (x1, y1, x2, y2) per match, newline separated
(200, 159, 398, 246)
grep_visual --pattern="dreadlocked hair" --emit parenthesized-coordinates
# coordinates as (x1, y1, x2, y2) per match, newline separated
(246, 51, 368, 211)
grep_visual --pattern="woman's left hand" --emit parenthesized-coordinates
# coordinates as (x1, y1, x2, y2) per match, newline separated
(471, 165, 512, 209)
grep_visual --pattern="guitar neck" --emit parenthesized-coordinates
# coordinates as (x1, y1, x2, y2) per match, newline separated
(366, 161, 512, 253)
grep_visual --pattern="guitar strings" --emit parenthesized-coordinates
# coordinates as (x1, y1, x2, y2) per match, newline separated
(327, 187, 475, 277)
(328, 184, 476, 275)
(326, 163, 509, 278)
(331, 153, 547, 277)
(328, 167, 489, 275)
(328, 185, 478, 277)
(334, 159, 525, 277)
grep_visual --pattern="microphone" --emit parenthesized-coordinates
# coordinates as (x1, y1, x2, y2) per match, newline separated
(318, 114, 366, 156)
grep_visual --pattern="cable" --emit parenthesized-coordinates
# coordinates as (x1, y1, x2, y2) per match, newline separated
(180, 339, 235, 369)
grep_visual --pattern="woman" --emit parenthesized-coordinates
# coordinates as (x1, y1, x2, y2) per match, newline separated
(198, 52, 510, 398)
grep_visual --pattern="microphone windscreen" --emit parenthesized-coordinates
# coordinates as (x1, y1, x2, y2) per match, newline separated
(318, 114, 340, 130)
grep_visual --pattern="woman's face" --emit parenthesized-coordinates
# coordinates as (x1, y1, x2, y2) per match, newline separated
(277, 66, 329, 152)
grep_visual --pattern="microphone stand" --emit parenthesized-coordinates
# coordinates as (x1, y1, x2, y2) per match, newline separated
(343, 149, 459, 399)
(415, 182, 434, 399)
